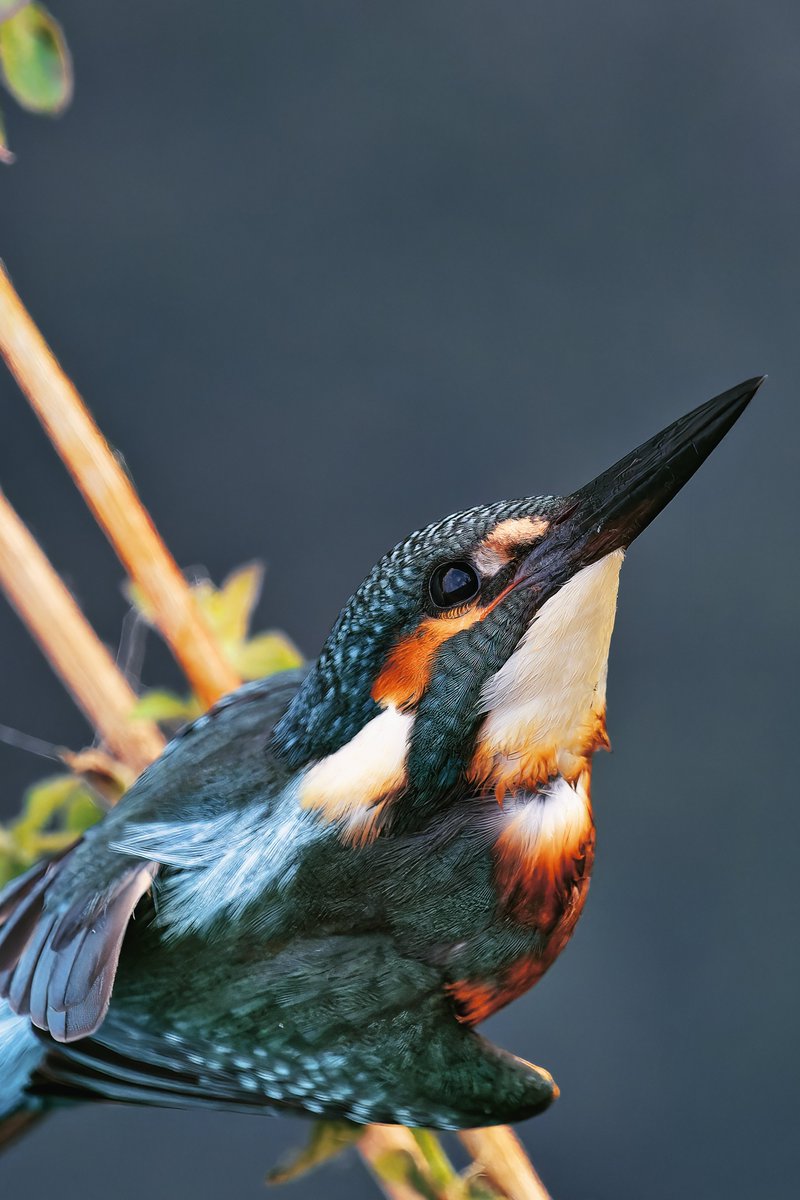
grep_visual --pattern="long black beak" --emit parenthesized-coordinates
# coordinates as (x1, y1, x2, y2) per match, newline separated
(519, 376, 764, 595)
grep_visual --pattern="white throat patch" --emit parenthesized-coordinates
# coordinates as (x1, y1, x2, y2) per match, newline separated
(475, 549, 624, 773)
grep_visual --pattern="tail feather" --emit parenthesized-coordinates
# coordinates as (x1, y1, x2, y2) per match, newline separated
(0, 998, 46, 1154)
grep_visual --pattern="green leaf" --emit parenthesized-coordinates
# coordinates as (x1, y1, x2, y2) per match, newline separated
(28, 829, 82, 853)
(0, 856, 24, 888)
(411, 1129, 460, 1191)
(267, 1120, 364, 1185)
(64, 789, 103, 834)
(465, 1183, 506, 1200)
(124, 579, 156, 623)
(200, 562, 264, 644)
(131, 689, 201, 723)
(0, 4, 72, 115)
(0, 105, 15, 162)
(371, 1150, 441, 1200)
(0, 3, 30, 22)
(230, 631, 303, 679)
(6, 775, 102, 863)
(127, 561, 304, 685)
(0, 826, 27, 887)
(12, 774, 81, 849)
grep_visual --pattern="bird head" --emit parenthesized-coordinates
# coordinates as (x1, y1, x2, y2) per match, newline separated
(273, 378, 762, 838)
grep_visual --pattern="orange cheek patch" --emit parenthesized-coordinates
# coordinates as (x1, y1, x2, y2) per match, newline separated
(371, 577, 521, 711)
(371, 608, 483, 710)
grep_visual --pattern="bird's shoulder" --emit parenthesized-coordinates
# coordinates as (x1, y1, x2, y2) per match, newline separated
(0, 669, 311, 1041)
(64, 667, 308, 880)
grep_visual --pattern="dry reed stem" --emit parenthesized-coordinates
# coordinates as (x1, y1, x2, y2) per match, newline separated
(0, 262, 239, 710)
(0, 264, 552, 1199)
(460, 1127, 551, 1200)
(0, 488, 164, 774)
(359, 1126, 441, 1200)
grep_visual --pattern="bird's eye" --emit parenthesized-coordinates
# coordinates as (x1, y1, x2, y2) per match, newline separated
(429, 561, 481, 609)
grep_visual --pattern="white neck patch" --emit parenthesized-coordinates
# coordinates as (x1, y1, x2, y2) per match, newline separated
(476, 549, 624, 765)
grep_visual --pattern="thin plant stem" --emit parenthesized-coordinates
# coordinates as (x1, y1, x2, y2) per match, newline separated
(460, 1127, 551, 1200)
(0, 487, 164, 774)
(0, 261, 239, 709)
(411, 1128, 461, 1191)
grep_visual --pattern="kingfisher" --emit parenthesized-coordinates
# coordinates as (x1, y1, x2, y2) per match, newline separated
(0, 378, 761, 1143)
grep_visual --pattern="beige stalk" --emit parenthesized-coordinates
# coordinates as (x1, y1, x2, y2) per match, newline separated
(0, 263, 239, 710)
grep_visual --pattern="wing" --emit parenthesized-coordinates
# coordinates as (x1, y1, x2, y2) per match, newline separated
(29, 933, 557, 1129)
(0, 670, 307, 1044)
(0, 854, 156, 1043)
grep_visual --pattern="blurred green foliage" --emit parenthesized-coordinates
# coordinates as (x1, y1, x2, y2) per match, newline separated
(0, 2, 72, 163)
(268, 1121, 504, 1197)
(370, 1131, 504, 1200)
(0, 562, 301, 884)
(128, 563, 303, 725)
(0, 773, 101, 888)
(267, 1120, 365, 1185)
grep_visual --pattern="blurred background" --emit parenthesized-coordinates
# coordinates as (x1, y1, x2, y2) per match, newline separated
(1, 2, 798, 1197)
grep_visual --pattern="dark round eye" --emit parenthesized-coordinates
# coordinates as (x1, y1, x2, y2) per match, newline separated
(429, 560, 481, 609)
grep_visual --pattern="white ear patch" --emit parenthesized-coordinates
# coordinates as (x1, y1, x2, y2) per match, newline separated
(299, 704, 413, 823)
(474, 550, 624, 785)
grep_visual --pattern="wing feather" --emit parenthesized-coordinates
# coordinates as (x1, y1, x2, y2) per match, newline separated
(0, 671, 307, 1045)
(0, 860, 156, 1043)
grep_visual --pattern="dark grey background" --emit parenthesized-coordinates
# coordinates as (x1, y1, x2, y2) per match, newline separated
(1, 3, 798, 1197)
